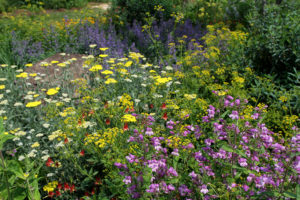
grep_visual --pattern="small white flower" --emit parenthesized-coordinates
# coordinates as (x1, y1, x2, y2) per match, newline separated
(16, 69, 23, 73)
(89, 44, 97, 48)
(34, 77, 41, 81)
(166, 66, 173, 71)
(24, 95, 33, 100)
(166, 81, 173, 87)
(0, 94, 3, 99)
(0, 110, 6, 115)
(36, 133, 44, 137)
(14, 102, 23, 107)
(42, 155, 50, 161)
(141, 83, 147, 87)
(174, 81, 181, 84)
(18, 155, 25, 161)
(43, 123, 50, 128)
(47, 173, 54, 177)
(131, 74, 138, 78)
(28, 150, 37, 158)
(60, 53, 66, 56)
(26, 136, 31, 140)
(124, 78, 132, 82)
(13, 137, 20, 141)
(134, 99, 141, 104)
(161, 70, 166, 74)
(0, 100, 8, 105)
(154, 65, 160, 69)
(11, 65, 17, 69)
(17, 142, 23, 146)
(0, 78, 7, 81)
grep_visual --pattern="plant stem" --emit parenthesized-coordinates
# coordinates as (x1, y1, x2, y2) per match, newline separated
(0, 151, 11, 200)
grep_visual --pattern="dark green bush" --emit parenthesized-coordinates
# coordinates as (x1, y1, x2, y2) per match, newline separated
(111, 0, 180, 24)
(246, 1, 300, 80)
(42, 0, 87, 9)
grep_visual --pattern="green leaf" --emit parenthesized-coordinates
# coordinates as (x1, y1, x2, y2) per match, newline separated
(297, 184, 300, 200)
(6, 160, 24, 180)
(283, 192, 296, 198)
(11, 187, 26, 200)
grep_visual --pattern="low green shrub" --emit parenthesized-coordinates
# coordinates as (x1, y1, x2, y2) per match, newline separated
(110, 0, 180, 24)
(246, 1, 300, 80)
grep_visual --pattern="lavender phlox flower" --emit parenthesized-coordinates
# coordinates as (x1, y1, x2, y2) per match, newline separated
(229, 111, 239, 120)
(148, 159, 166, 172)
(251, 113, 259, 120)
(123, 176, 132, 185)
(189, 171, 197, 179)
(272, 143, 285, 153)
(178, 184, 192, 196)
(167, 167, 178, 177)
(126, 154, 138, 163)
(239, 158, 248, 167)
(146, 184, 160, 193)
(226, 95, 234, 101)
(200, 185, 209, 194)
(235, 99, 240, 106)
(243, 185, 249, 191)
(171, 148, 179, 156)
(204, 139, 215, 146)
(207, 105, 216, 118)
(114, 162, 127, 169)
(145, 127, 154, 136)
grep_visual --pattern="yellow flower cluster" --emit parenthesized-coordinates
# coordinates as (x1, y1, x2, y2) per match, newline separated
(166, 136, 191, 149)
(89, 64, 103, 72)
(122, 114, 136, 123)
(105, 78, 117, 84)
(26, 101, 42, 108)
(43, 181, 58, 192)
(154, 76, 172, 86)
(118, 93, 133, 109)
(85, 128, 123, 149)
(47, 87, 60, 96)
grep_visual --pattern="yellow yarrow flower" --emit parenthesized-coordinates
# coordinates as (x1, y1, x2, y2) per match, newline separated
(47, 87, 60, 95)
(29, 73, 37, 77)
(31, 142, 40, 148)
(124, 61, 133, 67)
(16, 72, 28, 78)
(25, 63, 33, 67)
(99, 54, 108, 58)
(0, 85, 5, 90)
(26, 101, 42, 108)
(100, 47, 109, 51)
(105, 78, 117, 84)
(43, 181, 58, 192)
(101, 70, 113, 75)
(122, 114, 136, 123)
(89, 65, 103, 72)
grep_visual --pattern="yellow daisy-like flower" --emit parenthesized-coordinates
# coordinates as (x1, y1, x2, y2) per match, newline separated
(122, 114, 136, 123)
(29, 73, 37, 77)
(16, 72, 28, 78)
(89, 65, 103, 72)
(101, 70, 113, 75)
(25, 63, 33, 67)
(57, 63, 66, 67)
(0, 85, 5, 90)
(47, 87, 60, 95)
(184, 94, 197, 100)
(31, 142, 40, 148)
(124, 61, 133, 67)
(99, 54, 108, 58)
(26, 101, 42, 108)
(51, 61, 59, 64)
(105, 78, 117, 84)
(100, 47, 109, 51)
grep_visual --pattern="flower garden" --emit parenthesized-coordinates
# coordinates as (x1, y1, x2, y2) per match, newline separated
(0, 0, 299, 199)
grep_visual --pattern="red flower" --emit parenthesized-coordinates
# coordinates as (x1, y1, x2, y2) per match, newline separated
(104, 101, 108, 108)
(162, 112, 168, 121)
(70, 184, 76, 193)
(95, 177, 102, 185)
(57, 183, 62, 190)
(161, 103, 166, 110)
(80, 150, 85, 156)
(123, 123, 129, 131)
(46, 157, 53, 167)
(106, 118, 111, 125)
(149, 104, 154, 109)
(130, 107, 135, 112)
(91, 187, 95, 195)
(56, 190, 61, 196)
(64, 183, 70, 191)
(64, 138, 68, 144)
(82, 113, 86, 119)
(125, 107, 129, 113)
(89, 109, 95, 115)
(78, 119, 82, 125)
(48, 191, 54, 198)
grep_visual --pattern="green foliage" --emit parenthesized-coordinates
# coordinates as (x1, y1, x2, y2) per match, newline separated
(246, 1, 300, 80)
(110, 0, 179, 23)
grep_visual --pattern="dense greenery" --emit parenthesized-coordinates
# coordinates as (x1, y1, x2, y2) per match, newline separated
(0, 0, 299, 199)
